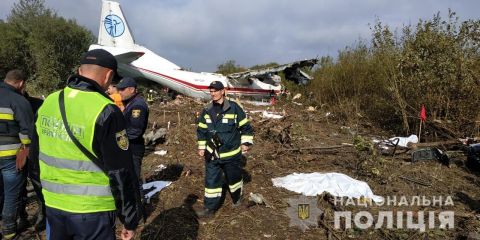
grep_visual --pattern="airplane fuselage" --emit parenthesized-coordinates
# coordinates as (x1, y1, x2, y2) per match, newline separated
(91, 1, 281, 100)
(90, 44, 281, 100)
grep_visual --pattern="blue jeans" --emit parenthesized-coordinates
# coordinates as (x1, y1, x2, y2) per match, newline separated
(0, 158, 25, 235)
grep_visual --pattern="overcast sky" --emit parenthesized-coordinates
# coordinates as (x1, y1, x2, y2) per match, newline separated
(0, 0, 479, 72)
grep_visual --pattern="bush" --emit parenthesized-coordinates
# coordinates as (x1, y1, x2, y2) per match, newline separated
(0, 0, 94, 95)
(303, 11, 480, 137)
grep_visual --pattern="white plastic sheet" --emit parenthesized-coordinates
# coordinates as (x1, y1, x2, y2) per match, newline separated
(272, 172, 384, 202)
(372, 134, 418, 148)
(142, 181, 172, 199)
(243, 100, 272, 106)
(262, 111, 284, 119)
(154, 150, 168, 156)
(389, 134, 418, 148)
(153, 164, 167, 172)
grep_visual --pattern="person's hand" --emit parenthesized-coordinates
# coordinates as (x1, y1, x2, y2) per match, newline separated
(120, 227, 135, 240)
(241, 145, 250, 154)
(198, 149, 205, 157)
(16, 145, 29, 171)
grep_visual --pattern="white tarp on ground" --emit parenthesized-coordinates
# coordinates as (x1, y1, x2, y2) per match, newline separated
(262, 111, 284, 119)
(154, 150, 168, 156)
(272, 172, 384, 202)
(142, 181, 172, 199)
(372, 134, 419, 148)
(389, 134, 418, 148)
(243, 100, 272, 106)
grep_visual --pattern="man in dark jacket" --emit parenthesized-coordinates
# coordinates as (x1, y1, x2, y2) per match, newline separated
(196, 81, 254, 217)
(117, 77, 149, 184)
(36, 49, 141, 240)
(0, 69, 33, 239)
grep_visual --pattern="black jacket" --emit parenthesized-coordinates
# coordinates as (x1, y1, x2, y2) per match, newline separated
(197, 99, 253, 160)
(123, 94, 149, 145)
(24, 92, 43, 163)
(0, 82, 33, 159)
(24, 92, 43, 114)
(38, 75, 142, 230)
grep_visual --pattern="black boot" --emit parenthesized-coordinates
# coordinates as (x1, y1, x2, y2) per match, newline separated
(195, 208, 216, 218)
(16, 207, 30, 232)
(16, 216, 29, 232)
(233, 197, 248, 208)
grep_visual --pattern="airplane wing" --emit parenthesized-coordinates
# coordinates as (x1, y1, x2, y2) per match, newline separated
(227, 58, 318, 85)
(115, 51, 145, 64)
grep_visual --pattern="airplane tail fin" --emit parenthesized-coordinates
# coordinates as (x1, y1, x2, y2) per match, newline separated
(98, 0, 135, 48)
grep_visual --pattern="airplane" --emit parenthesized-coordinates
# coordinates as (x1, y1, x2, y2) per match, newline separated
(89, 0, 318, 100)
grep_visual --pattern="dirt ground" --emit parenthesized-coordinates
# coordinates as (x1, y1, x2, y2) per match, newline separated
(20, 96, 480, 240)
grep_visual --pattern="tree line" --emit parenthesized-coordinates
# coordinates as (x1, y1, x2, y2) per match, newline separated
(0, 0, 93, 94)
(218, 11, 480, 137)
(311, 11, 480, 137)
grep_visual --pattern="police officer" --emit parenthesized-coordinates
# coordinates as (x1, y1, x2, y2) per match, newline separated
(36, 49, 141, 240)
(196, 81, 253, 217)
(116, 77, 149, 183)
(0, 69, 33, 239)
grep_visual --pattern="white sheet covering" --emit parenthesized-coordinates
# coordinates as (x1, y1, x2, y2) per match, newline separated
(142, 181, 172, 199)
(272, 172, 384, 202)
(262, 111, 284, 119)
(388, 134, 418, 148)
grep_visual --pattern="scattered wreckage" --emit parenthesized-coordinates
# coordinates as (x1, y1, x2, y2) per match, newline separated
(372, 134, 480, 169)
(228, 58, 319, 86)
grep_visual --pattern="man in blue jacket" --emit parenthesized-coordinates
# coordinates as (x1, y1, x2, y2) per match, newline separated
(117, 77, 149, 183)
(196, 81, 253, 217)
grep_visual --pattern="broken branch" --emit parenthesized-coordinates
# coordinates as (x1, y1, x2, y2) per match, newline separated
(280, 145, 354, 152)
(398, 176, 432, 187)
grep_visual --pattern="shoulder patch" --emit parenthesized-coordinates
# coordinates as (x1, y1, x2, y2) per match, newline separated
(132, 109, 141, 118)
(115, 130, 129, 150)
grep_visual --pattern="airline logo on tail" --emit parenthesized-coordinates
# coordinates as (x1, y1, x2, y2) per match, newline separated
(98, 1, 135, 47)
(104, 14, 124, 37)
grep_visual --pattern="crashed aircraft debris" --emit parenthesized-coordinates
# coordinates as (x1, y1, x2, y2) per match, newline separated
(227, 58, 318, 86)
(90, 1, 318, 100)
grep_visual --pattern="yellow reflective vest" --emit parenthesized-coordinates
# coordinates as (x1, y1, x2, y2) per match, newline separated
(36, 87, 116, 213)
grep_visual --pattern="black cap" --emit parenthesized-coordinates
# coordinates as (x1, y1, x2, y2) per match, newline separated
(80, 49, 120, 80)
(116, 77, 137, 89)
(208, 81, 224, 90)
